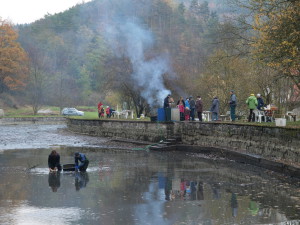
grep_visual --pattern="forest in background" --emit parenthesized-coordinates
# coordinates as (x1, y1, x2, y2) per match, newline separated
(0, 0, 299, 116)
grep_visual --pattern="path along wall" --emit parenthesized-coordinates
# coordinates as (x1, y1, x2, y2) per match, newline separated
(67, 119, 300, 164)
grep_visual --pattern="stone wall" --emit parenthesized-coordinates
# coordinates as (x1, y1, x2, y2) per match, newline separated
(67, 119, 300, 164)
(67, 119, 180, 142)
(0, 117, 66, 125)
(180, 122, 300, 164)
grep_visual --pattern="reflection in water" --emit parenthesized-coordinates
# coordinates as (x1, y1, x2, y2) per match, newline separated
(48, 172, 61, 192)
(1, 148, 300, 225)
(75, 172, 89, 191)
(231, 192, 238, 217)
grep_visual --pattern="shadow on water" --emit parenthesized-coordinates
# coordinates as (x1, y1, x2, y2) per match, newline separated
(1, 147, 300, 225)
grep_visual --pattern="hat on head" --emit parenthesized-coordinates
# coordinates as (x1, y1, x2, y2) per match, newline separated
(250, 94, 254, 96)
(257, 93, 261, 97)
(75, 152, 80, 156)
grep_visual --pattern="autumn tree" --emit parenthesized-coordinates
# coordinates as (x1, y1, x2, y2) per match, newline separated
(251, 0, 300, 89)
(0, 19, 29, 93)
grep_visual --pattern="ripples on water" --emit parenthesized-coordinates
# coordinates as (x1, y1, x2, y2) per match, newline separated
(0, 148, 300, 225)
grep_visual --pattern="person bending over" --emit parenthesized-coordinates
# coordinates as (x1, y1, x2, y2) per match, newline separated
(48, 150, 62, 172)
(74, 152, 89, 172)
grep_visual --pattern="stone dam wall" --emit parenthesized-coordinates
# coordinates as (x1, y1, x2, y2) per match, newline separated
(0, 117, 66, 125)
(67, 119, 300, 167)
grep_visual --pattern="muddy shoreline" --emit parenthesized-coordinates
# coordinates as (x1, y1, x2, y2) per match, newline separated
(0, 124, 146, 151)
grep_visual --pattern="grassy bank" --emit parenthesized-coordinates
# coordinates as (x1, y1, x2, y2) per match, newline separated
(1, 106, 300, 128)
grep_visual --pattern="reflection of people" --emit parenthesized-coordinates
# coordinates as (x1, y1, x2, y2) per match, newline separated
(197, 182, 204, 200)
(48, 150, 62, 172)
(231, 193, 238, 217)
(75, 172, 89, 191)
(48, 172, 61, 192)
(164, 177, 172, 201)
(75, 152, 89, 172)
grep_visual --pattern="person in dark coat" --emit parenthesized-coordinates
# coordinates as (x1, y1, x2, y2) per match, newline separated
(75, 152, 89, 172)
(189, 96, 196, 121)
(257, 94, 265, 110)
(163, 94, 171, 108)
(210, 96, 220, 121)
(48, 150, 62, 172)
(195, 96, 203, 122)
(229, 90, 237, 122)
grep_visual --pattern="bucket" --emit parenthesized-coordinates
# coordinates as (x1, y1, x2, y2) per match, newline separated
(275, 118, 286, 127)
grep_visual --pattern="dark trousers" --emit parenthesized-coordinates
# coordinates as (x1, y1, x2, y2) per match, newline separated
(190, 108, 195, 121)
(79, 160, 89, 172)
(197, 112, 202, 121)
(180, 112, 185, 121)
(248, 109, 255, 122)
(230, 105, 236, 121)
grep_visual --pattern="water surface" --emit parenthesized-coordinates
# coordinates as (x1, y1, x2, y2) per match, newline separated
(1, 148, 300, 225)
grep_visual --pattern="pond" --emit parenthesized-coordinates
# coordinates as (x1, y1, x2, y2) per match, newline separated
(1, 147, 300, 225)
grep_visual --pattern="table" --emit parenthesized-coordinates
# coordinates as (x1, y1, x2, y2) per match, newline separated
(202, 111, 212, 122)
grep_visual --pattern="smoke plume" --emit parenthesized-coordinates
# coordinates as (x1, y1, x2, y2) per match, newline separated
(101, 0, 172, 107)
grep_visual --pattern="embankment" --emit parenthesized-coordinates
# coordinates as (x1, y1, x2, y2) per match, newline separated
(67, 118, 300, 177)
(0, 117, 66, 125)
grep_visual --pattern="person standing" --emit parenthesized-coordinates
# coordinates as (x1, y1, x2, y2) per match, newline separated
(48, 150, 62, 172)
(75, 152, 89, 172)
(210, 96, 220, 121)
(257, 94, 264, 110)
(229, 90, 237, 122)
(177, 97, 185, 121)
(106, 106, 110, 118)
(195, 96, 203, 122)
(163, 94, 172, 121)
(189, 96, 196, 121)
(246, 94, 258, 122)
(184, 97, 190, 121)
(97, 102, 103, 118)
(164, 94, 171, 108)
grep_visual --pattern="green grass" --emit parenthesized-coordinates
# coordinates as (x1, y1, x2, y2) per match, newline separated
(2, 106, 299, 128)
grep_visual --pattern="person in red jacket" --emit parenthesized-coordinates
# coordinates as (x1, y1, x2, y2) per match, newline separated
(106, 106, 111, 118)
(97, 102, 103, 118)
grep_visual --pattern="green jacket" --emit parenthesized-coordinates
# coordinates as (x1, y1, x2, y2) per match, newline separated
(246, 96, 258, 109)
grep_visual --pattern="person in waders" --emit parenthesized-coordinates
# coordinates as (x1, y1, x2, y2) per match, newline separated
(74, 152, 89, 172)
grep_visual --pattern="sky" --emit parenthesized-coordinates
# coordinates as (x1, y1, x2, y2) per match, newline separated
(0, 0, 92, 24)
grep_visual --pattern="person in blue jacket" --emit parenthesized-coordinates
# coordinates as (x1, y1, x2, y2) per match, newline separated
(74, 152, 89, 172)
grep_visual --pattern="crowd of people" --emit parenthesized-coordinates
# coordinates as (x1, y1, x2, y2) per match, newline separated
(164, 90, 265, 122)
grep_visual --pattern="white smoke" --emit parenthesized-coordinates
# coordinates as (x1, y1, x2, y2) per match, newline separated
(103, 15, 172, 106)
